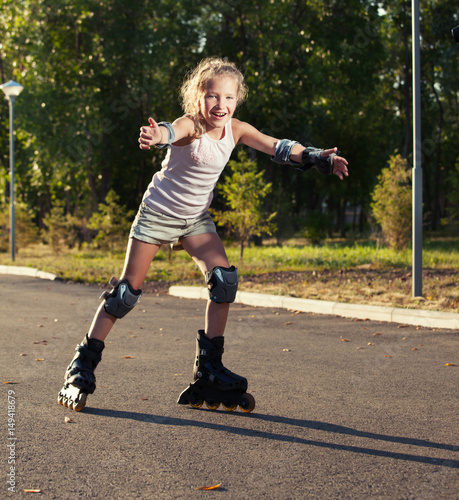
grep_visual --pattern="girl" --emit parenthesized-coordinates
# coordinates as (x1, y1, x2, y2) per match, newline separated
(58, 57, 349, 412)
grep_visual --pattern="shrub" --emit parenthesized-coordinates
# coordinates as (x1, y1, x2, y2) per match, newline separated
(371, 154, 412, 250)
(0, 200, 40, 254)
(303, 210, 333, 245)
(211, 150, 277, 259)
(444, 159, 459, 229)
(88, 190, 134, 251)
(42, 200, 82, 254)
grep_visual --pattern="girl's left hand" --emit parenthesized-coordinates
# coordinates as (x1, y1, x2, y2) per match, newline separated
(321, 147, 349, 180)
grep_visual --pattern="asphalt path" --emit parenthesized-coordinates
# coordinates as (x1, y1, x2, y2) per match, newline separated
(2, 275, 458, 498)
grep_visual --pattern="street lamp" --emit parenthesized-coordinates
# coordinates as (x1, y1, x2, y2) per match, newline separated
(411, 0, 422, 297)
(1, 80, 24, 261)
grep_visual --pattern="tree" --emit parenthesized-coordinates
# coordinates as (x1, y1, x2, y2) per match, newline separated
(212, 150, 276, 260)
(371, 154, 411, 250)
(87, 189, 133, 251)
(1, 0, 458, 242)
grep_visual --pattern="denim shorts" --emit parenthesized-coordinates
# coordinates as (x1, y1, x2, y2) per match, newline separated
(129, 202, 217, 245)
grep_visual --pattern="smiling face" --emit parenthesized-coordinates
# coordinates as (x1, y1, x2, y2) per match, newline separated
(199, 76, 239, 137)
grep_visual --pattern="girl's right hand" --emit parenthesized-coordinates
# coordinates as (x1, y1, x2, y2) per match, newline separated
(138, 117, 163, 150)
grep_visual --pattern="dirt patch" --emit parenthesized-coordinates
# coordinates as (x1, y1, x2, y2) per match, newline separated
(239, 268, 459, 313)
(142, 268, 459, 314)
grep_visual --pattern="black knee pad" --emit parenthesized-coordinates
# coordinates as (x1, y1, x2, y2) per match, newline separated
(206, 266, 238, 303)
(102, 278, 142, 319)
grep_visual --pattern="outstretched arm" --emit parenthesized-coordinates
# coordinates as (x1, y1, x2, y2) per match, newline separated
(233, 119, 349, 180)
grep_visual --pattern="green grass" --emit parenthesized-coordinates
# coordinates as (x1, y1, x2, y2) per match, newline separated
(1, 237, 458, 312)
(225, 237, 459, 273)
(1, 236, 458, 284)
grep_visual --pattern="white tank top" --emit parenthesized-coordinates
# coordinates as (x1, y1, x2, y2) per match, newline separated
(142, 120, 236, 218)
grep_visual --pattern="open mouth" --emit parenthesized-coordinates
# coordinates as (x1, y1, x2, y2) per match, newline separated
(212, 112, 226, 118)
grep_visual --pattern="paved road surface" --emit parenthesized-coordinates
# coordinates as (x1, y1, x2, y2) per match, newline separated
(2, 276, 458, 498)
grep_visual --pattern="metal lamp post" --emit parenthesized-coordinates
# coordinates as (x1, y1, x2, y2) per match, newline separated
(411, 0, 422, 297)
(1, 80, 24, 261)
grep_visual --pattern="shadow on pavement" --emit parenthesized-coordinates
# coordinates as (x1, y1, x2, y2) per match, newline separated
(84, 406, 458, 469)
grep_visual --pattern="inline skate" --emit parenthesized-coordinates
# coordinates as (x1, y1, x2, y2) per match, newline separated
(177, 330, 255, 413)
(58, 334, 105, 412)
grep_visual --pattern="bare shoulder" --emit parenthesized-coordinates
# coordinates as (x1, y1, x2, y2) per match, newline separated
(231, 118, 256, 146)
(171, 115, 196, 145)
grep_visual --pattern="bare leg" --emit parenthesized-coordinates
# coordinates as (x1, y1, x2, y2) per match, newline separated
(180, 232, 231, 339)
(88, 238, 161, 341)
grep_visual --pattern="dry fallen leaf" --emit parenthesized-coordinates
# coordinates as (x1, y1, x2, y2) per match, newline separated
(341, 339, 351, 342)
(23, 489, 42, 493)
(283, 348, 291, 352)
(122, 356, 134, 359)
(196, 484, 222, 491)
(384, 355, 392, 358)
(283, 322, 293, 325)
(36, 358, 44, 362)
(372, 333, 383, 336)
(445, 363, 458, 367)
(64, 416, 74, 423)
(4, 381, 19, 384)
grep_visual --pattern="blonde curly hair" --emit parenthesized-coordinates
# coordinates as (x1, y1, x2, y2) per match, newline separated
(180, 57, 248, 138)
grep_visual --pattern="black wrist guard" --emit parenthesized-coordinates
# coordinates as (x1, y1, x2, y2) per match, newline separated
(296, 147, 339, 175)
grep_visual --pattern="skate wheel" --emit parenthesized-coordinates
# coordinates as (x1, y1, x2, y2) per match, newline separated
(222, 403, 237, 412)
(189, 399, 203, 409)
(188, 391, 204, 409)
(58, 393, 64, 405)
(72, 393, 87, 412)
(205, 401, 220, 411)
(239, 393, 255, 413)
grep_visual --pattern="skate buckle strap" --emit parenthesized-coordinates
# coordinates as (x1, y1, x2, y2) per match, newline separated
(200, 344, 223, 357)
(75, 344, 102, 362)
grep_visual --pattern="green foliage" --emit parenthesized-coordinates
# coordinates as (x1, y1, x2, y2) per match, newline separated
(444, 159, 459, 228)
(0, 0, 458, 239)
(303, 210, 333, 245)
(87, 190, 133, 251)
(0, 200, 39, 253)
(212, 150, 277, 259)
(371, 155, 412, 250)
(42, 200, 82, 254)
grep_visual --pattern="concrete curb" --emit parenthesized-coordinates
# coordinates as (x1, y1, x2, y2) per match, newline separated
(169, 285, 459, 331)
(0, 265, 58, 281)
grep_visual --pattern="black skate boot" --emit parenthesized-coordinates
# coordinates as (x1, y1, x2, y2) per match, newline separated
(177, 330, 255, 412)
(58, 334, 105, 411)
